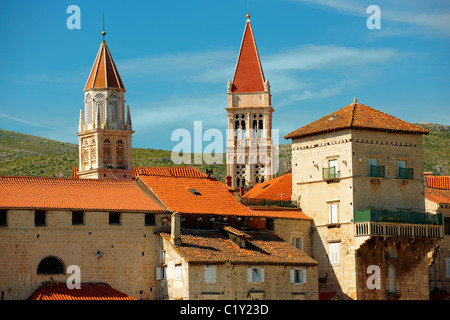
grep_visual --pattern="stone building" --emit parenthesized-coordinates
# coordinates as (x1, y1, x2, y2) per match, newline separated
(225, 14, 277, 188)
(424, 175, 450, 299)
(284, 99, 443, 299)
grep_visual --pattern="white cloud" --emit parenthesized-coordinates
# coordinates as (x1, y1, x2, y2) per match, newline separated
(0, 112, 53, 129)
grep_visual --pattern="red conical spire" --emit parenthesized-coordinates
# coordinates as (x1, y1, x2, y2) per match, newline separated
(84, 39, 125, 91)
(231, 14, 265, 93)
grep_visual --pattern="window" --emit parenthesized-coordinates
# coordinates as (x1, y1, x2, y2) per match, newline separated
(0, 210, 7, 227)
(145, 214, 155, 226)
(72, 211, 84, 225)
(175, 264, 182, 280)
(369, 158, 385, 177)
(204, 266, 217, 284)
(445, 217, 450, 236)
(329, 243, 341, 265)
(292, 237, 303, 251)
(35, 211, 46, 227)
(266, 219, 274, 231)
(388, 265, 397, 293)
(397, 160, 413, 179)
(109, 212, 121, 225)
(290, 268, 307, 284)
(37, 256, 65, 275)
(323, 159, 338, 180)
(247, 267, 264, 283)
(189, 189, 201, 196)
(446, 258, 450, 278)
(329, 203, 339, 224)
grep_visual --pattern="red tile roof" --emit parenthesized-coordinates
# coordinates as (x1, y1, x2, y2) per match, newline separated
(0, 175, 166, 212)
(231, 18, 265, 93)
(284, 101, 428, 140)
(160, 229, 318, 266)
(249, 206, 312, 220)
(29, 282, 136, 300)
(426, 176, 450, 190)
(133, 166, 207, 179)
(137, 174, 256, 216)
(242, 173, 292, 202)
(425, 187, 450, 205)
(84, 40, 125, 91)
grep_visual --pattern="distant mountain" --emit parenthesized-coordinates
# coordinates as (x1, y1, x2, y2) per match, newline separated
(0, 123, 448, 180)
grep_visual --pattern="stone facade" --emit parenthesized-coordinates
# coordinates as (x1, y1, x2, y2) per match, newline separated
(290, 127, 441, 299)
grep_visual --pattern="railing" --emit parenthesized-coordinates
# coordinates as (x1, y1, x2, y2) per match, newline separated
(398, 167, 413, 179)
(323, 167, 339, 180)
(355, 221, 442, 238)
(370, 165, 385, 178)
(354, 209, 442, 225)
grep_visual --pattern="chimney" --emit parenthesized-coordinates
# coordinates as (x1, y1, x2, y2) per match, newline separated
(225, 176, 232, 187)
(423, 172, 433, 177)
(171, 212, 182, 246)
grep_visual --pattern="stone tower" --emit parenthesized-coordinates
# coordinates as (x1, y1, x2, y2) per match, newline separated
(77, 34, 134, 180)
(225, 14, 277, 188)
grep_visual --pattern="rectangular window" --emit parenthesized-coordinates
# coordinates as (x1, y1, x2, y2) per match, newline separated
(292, 237, 303, 251)
(72, 211, 84, 225)
(0, 210, 7, 227)
(290, 268, 307, 284)
(35, 210, 46, 227)
(175, 264, 182, 280)
(397, 160, 412, 179)
(446, 258, 450, 278)
(329, 203, 338, 224)
(145, 214, 155, 226)
(323, 159, 338, 180)
(266, 219, 274, 231)
(247, 267, 264, 283)
(329, 243, 341, 265)
(445, 217, 450, 236)
(204, 266, 217, 284)
(109, 212, 121, 225)
(369, 158, 385, 177)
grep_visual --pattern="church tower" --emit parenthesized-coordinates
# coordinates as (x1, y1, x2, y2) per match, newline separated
(225, 14, 277, 188)
(76, 32, 134, 180)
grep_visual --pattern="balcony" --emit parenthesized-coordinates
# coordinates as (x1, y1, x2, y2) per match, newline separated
(369, 165, 385, 178)
(398, 167, 413, 179)
(323, 167, 340, 181)
(354, 209, 443, 239)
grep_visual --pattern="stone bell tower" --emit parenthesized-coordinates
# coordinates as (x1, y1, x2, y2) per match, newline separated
(76, 31, 134, 180)
(225, 14, 277, 188)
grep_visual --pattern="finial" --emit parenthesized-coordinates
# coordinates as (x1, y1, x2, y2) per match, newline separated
(354, 97, 357, 103)
(246, 13, 251, 19)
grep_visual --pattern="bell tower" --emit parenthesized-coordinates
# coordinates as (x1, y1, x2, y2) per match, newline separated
(225, 14, 277, 188)
(76, 31, 134, 180)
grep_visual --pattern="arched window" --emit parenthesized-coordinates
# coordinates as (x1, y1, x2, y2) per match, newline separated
(116, 140, 125, 169)
(94, 92, 106, 124)
(37, 256, 65, 275)
(103, 139, 112, 168)
(85, 94, 93, 125)
(108, 93, 120, 123)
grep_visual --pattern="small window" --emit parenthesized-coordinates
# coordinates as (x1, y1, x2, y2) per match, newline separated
(109, 212, 121, 225)
(175, 264, 182, 280)
(444, 217, 450, 236)
(292, 237, 303, 251)
(388, 265, 397, 293)
(35, 211, 46, 227)
(37, 256, 65, 275)
(189, 189, 201, 196)
(329, 243, 341, 265)
(0, 210, 7, 227)
(72, 211, 84, 225)
(247, 267, 264, 283)
(290, 268, 307, 284)
(446, 258, 450, 278)
(329, 203, 339, 224)
(204, 266, 217, 284)
(266, 219, 274, 231)
(145, 214, 156, 226)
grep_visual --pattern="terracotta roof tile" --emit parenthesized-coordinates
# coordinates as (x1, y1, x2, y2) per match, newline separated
(0, 175, 166, 212)
(84, 40, 124, 91)
(231, 19, 265, 93)
(426, 176, 450, 190)
(160, 229, 318, 266)
(138, 174, 256, 216)
(249, 206, 312, 220)
(242, 173, 292, 202)
(284, 102, 428, 140)
(425, 187, 450, 205)
(29, 282, 136, 300)
(133, 166, 207, 179)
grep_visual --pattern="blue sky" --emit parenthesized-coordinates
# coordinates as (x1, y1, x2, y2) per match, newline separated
(0, 0, 449, 150)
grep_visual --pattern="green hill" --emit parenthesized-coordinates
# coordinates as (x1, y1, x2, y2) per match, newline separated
(0, 123, 448, 180)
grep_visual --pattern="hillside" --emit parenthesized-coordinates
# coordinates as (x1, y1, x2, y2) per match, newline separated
(0, 123, 448, 180)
